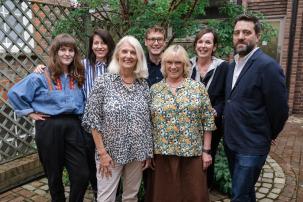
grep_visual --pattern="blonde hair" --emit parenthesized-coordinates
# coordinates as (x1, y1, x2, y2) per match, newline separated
(108, 35, 148, 79)
(161, 44, 191, 78)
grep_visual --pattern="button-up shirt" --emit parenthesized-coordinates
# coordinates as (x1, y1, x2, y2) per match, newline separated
(8, 71, 85, 116)
(232, 47, 259, 89)
(82, 73, 153, 165)
(82, 58, 107, 99)
(150, 78, 216, 157)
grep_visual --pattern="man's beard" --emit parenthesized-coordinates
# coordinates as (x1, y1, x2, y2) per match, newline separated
(234, 43, 255, 57)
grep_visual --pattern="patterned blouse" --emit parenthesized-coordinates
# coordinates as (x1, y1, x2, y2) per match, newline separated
(150, 78, 216, 157)
(82, 73, 153, 165)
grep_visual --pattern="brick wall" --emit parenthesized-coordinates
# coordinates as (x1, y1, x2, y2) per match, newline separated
(292, 2, 303, 114)
(247, 0, 303, 114)
(247, 0, 287, 16)
(282, 0, 303, 114)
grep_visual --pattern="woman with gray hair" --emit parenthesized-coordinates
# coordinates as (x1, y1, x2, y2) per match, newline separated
(145, 44, 216, 202)
(82, 35, 153, 202)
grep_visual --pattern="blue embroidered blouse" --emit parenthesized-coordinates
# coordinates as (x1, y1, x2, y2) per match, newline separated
(8, 71, 85, 117)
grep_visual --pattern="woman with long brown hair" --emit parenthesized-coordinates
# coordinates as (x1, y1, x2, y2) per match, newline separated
(8, 33, 89, 201)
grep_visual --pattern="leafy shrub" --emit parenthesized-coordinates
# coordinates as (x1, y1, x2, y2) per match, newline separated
(214, 140, 232, 194)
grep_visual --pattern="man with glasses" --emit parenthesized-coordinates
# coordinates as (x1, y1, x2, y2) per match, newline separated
(144, 25, 167, 86)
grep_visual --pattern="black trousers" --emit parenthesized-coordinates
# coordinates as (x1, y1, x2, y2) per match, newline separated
(83, 131, 97, 194)
(35, 115, 89, 202)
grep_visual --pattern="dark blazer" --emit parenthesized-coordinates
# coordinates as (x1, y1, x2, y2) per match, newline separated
(224, 49, 289, 155)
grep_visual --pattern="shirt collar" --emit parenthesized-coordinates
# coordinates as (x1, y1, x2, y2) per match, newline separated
(163, 78, 189, 90)
(234, 47, 259, 65)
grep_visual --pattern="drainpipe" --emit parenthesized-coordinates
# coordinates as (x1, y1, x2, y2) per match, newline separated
(286, 0, 298, 91)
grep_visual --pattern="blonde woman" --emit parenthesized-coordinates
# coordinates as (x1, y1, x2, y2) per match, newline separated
(146, 45, 216, 202)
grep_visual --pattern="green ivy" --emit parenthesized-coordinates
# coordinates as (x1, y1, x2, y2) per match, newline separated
(214, 140, 232, 194)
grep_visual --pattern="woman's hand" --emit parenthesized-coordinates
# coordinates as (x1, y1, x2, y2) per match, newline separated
(99, 150, 114, 178)
(28, 113, 49, 121)
(142, 159, 150, 170)
(33, 64, 46, 74)
(142, 158, 156, 170)
(213, 108, 217, 117)
(202, 153, 212, 171)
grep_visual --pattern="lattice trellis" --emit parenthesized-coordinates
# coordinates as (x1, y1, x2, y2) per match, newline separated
(0, 0, 82, 164)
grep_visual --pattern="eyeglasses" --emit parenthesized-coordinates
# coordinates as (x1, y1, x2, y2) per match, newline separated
(147, 37, 165, 44)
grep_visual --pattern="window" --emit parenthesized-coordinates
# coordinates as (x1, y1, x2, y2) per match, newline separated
(0, 0, 34, 53)
(260, 19, 284, 63)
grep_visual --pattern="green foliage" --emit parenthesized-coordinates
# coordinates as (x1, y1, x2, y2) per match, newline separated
(53, 1, 277, 59)
(208, 2, 278, 58)
(62, 168, 70, 186)
(138, 180, 145, 201)
(52, 7, 89, 55)
(214, 140, 231, 194)
(53, 0, 208, 47)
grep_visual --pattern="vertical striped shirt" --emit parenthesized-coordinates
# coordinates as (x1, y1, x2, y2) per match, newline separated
(82, 58, 107, 99)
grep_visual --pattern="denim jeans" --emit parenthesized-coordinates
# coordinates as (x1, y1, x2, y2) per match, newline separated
(224, 145, 267, 202)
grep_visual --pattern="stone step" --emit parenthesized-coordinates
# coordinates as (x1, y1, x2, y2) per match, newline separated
(0, 153, 44, 193)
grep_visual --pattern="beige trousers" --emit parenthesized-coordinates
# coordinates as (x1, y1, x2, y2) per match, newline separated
(96, 160, 142, 202)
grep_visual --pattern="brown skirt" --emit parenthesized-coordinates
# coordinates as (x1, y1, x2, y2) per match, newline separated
(145, 154, 209, 202)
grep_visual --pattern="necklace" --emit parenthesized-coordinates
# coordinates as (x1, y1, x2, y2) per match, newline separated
(121, 77, 135, 85)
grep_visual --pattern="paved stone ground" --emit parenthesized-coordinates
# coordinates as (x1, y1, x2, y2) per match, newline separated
(209, 156, 286, 202)
(0, 115, 302, 202)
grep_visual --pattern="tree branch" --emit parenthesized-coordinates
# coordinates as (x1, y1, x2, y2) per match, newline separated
(169, 0, 183, 12)
(184, 0, 199, 19)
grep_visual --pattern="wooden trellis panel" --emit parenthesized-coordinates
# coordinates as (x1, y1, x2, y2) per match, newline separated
(0, 0, 78, 164)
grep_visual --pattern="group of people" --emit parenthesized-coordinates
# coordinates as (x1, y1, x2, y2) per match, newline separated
(8, 14, 288, 202)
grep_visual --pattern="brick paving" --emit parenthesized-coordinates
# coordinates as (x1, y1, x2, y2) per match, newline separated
(0, 115, 302, 202)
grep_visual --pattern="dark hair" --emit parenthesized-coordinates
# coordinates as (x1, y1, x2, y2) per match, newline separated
(87, 28, 115, 66)
(48, 33, 85, 86)
(234, 15, 261, 35)
(193, 28, 218, 55)
(145, 25, 167, 39)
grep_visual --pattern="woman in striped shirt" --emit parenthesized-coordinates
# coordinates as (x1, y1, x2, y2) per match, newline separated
(83, 29, 115, 98)
(82, 29, 115, 200)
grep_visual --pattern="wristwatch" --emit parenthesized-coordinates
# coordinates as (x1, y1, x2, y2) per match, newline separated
(202, 148, 211, 155)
